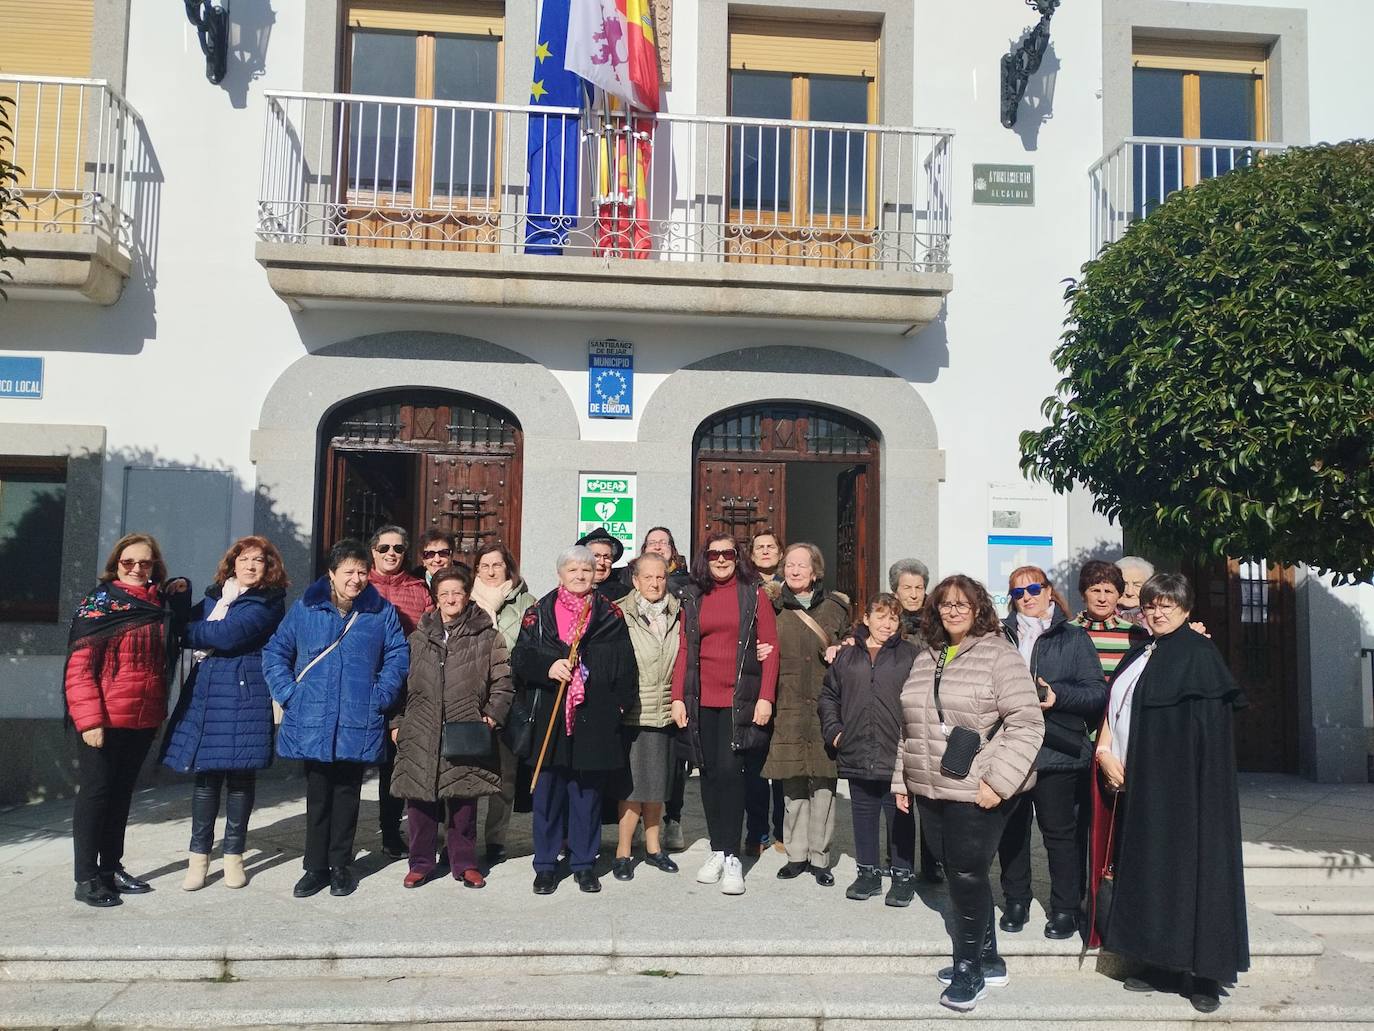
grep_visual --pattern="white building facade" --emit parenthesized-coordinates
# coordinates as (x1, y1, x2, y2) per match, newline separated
(0, 0, 1369, 801)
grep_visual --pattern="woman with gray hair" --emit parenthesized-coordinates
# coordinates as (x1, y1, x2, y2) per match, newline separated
(1114, 557, 1154, 629)
(511, 545, 636, 895)
(889, 558, 931, 640)
(1088, 573, 1249, 1013)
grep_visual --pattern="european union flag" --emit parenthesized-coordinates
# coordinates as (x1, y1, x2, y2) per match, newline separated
(525, 0, 587, 255)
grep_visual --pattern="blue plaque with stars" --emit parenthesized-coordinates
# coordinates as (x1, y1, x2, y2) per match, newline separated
(588, 339, 633, 419)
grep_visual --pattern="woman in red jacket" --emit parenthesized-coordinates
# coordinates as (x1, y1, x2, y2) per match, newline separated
(65, 533, 189, 908)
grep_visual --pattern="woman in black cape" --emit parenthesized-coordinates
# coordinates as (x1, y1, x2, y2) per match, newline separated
(1088, 572, 1249, 1013)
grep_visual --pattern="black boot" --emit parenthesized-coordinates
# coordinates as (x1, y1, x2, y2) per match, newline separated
(940, 916, 1007, 987)
(1189, 976, 1221, 1013)
(846, 865, 884, 900)
(1044, 910, 1078, 939)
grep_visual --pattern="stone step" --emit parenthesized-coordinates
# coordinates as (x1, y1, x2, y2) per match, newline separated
(1242, 842, 1374, 886)
(1250, 884, 1374, 916)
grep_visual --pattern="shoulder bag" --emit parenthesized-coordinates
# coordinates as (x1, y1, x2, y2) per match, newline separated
(1094, 793, 1120, 940)
(442, 720, 495, 760)
(933, 647, 1002, 779)
(276, 611, 359, 725)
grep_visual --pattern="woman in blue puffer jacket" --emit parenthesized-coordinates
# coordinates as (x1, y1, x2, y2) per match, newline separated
(163, 536, 288, 892)
(263, 539, 409, 900)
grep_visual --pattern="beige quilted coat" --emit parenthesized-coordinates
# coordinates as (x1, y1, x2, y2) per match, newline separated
(891, 632, 1044, 803)
(621, 588, 680, 729)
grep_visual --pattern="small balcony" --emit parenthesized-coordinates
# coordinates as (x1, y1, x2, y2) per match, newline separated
(0, 75, 146, 304)
(255, 91, 954, 333)
(1089, 135, 1287, 255)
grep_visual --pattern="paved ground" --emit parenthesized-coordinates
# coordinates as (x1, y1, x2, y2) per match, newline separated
(1, 768, 1370, 1027)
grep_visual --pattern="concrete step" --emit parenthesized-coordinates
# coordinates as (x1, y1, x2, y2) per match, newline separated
(1243, 842, 1374, 886)
(2, 962, 1370, 1031)
(1250, 885, 1374, 917)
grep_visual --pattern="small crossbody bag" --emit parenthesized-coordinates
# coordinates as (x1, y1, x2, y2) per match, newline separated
(933, 647, 1002, 779)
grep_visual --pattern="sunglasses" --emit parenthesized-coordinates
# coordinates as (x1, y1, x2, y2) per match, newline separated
(118, 558, 155, 571)
(1009, 583, 1048, 601)
(373, 544, 406, 555)
(422, 548, 452, 559)
(707, 548, 738, 561)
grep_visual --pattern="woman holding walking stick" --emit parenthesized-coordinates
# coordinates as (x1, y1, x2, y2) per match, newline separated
(511, 545, 637, 895)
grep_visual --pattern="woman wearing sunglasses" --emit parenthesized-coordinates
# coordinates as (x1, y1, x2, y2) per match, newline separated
(65, 533, 191, 907)
(671, 533, 779, 895)
(995, 566, 1106, 941)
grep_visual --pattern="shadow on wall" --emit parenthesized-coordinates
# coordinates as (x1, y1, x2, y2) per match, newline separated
(0, 446, 307, 808)
(1010, 40, 1060, 153)
(220, 0, 277, 110)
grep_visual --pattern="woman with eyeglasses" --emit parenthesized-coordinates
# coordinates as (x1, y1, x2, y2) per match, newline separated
(671, 533, 780, 895)
(994, 566, 1105, 941)
(892, 575, 1042, 1012)
(640, 526, 691, 597)
(162, 536, 289, 891)
(367, 525, 432, 858)
(470, 542, 537, 864)
(1088, 573, 1248, 1013)
(65, 533, 191, 908)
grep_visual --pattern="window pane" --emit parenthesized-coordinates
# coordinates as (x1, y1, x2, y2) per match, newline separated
(0, 468, 66, 618)
(729, 71, 793, 211)
(1199, 72, 1260, 179)
(808, 75, 869, 218)
(432, 35, 500, 197)
(1132, 68, 1183, 219)
(348, 30, 417, 194)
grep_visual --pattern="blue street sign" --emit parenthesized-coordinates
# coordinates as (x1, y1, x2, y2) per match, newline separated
(0, 356, 43, 399)
(588, 339, 633, 419)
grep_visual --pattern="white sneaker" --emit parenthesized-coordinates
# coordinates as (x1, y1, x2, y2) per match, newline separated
(696, 850, 726, 884)
(720, 855, 746, 895)
(663, 819, 685, 852)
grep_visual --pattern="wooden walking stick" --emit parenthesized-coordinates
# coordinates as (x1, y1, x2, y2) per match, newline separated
(530, 600, 592, 793)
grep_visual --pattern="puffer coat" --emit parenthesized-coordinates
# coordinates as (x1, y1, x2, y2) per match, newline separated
(891, 632, 1044, 804)
(162, 584, 286, 772)
(621, 588, 680, 729)
(817, 627, 919, 782)
(388, 605, 514, 801)
(760, 584, 849, 781)
(483, 580, 538, 652)
(263, 577, 409, 764)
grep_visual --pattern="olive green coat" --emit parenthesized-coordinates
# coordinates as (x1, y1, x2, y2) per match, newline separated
(760, 587, 850, 780)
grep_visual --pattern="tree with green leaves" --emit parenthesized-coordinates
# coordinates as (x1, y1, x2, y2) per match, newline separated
(0, 92, 25, 298)
(1021, 141, 1374, 583)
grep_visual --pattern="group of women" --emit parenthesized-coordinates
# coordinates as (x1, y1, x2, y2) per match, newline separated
(63, 529, 1249, 1015)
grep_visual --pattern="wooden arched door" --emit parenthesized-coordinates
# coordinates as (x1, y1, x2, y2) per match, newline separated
(317, 390, 522, 574)
(693, 402, 880, 610)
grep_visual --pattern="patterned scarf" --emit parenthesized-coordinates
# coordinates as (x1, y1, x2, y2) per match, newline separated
(636, 594, 670, 640)
(556, 587, 592, 736)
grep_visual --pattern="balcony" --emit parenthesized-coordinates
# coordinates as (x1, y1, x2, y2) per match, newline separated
(1089, 135, 1287, 256)
(255, 91, 954, 333)
(0, 75, 147, 304)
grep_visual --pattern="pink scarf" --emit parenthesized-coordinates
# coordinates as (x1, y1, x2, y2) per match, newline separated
(555, 587, 591, 736)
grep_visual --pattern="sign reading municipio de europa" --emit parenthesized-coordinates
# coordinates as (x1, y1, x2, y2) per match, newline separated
(972, 163, 1034, 206)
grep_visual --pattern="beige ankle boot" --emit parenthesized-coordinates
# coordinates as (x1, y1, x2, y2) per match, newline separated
(182, 852, 210, 891)
(222, 853, 247, 889)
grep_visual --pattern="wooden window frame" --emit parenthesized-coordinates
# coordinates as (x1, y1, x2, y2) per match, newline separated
(0, 456, 68, 624)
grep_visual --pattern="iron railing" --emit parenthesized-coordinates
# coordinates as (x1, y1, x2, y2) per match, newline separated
(257, 90, 953, 273)
(0, 75, 142, 250)
(1088, 135, 1287, 255)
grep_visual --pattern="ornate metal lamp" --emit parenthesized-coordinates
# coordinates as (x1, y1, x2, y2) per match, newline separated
(1000, 0, 1060, 129)
(185, 1, 230, 85)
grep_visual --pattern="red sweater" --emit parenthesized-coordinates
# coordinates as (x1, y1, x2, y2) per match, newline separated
(64, 582, 170, 733)
(369, 569, 432, 636)
(672, 583, 779, 708)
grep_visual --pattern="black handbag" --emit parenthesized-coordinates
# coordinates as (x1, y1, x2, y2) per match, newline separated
(441, 720, 494, 761)
(932, 647, 1002, 779)
(500, 690, 537, 759)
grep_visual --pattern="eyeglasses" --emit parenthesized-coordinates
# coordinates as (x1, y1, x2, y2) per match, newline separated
(1009, 583, 1048, 601)
(1144, 601, 1179, 614)
(118, 558, 155, 571)
(707, 548, 738, 561)
(373, 544, 406, 555)
(938, 601, 972, 614)
(422, 548, 452, 559)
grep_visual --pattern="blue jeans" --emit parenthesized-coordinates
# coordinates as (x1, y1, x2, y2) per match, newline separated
(532, 767, 605, 872)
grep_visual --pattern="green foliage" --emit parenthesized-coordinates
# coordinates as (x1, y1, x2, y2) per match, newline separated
(0, 92, 26, 298)
(1021, 142, 1374, 582)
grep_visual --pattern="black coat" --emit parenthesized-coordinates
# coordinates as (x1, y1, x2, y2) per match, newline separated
(1002, 608, 1107, 770)
(510, 591, 637, 772)
(817, 627, 918, 782)
(1100, 626, 1250, 983)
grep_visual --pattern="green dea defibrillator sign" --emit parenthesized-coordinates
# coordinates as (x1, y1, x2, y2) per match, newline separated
(972, 163, 1034, 206)
(578, 473, 637, 553)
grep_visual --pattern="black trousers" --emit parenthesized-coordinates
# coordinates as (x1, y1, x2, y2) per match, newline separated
(72, 727, 157, 882)
(375, 736, 404, 837)
(745, 772, 786, 844)
(189, 771, 257, 855)
(697, 706, 758, 857)
(849, 777, 915, 871)
(917, 796, 1012, 968)
(666, 758, 688, 824)
(998, 767, 1084, 914)
(303, 760, 366, 872)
